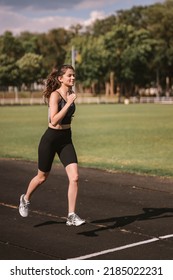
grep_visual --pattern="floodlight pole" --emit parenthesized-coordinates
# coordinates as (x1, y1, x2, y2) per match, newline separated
(71, 46, 75, 92)
(71, 45, 75, 69)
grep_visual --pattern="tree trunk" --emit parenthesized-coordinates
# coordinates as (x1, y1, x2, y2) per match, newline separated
(105, 81, 110, 96)
(91, 82, 96, 95)
(116, 85, 121, 103)
(110, 71, 114, 96)
(14, 87, 19, 102)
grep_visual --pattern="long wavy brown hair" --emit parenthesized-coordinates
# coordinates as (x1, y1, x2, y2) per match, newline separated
(43, 64, 74, 103)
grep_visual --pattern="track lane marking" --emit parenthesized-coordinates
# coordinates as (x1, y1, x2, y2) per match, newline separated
(2, 201, 173, 260)
(0, 202, 67, 220)
(69, 234, 173, 260)
(0, 202, 106, 228)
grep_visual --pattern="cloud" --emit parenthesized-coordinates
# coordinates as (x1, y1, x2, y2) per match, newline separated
(84, 11, 106, 26)
(0, 0, 109, 35)
(0, 9, 26, 34)
(0, 0, 95, 34)
(0, 8, 83, 34)
(0, 0, 81, 11)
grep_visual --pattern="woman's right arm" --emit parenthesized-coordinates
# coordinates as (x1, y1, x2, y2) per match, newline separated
(49, 91, 76, 126)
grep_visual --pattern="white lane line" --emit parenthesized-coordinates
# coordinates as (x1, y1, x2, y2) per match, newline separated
(0, 202, 67, 220)
(0, 202, 17, 209)
(160, 234, 173, 240)
(69, 234, 173, 260)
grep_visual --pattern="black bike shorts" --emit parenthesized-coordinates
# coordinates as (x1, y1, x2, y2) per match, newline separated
(38, 127, 78, 172)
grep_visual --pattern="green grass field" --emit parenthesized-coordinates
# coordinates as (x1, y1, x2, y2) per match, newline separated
(0, 104, 173, 177)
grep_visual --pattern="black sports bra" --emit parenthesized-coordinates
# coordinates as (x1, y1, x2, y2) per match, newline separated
(48, 92, 76, 125)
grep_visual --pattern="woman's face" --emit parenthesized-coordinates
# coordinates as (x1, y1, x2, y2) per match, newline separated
(59, 68, 75, 87)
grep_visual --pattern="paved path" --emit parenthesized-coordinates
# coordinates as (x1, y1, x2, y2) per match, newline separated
(1, 159, 173, 260)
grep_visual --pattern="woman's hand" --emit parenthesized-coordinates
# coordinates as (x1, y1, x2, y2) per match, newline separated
(67, 93, 77, 105)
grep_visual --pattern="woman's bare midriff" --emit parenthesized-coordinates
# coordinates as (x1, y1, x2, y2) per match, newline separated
(48, 123, 71, 130)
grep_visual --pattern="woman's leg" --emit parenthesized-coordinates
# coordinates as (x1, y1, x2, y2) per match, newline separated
(19, 170, 49, 217)
(65, 163, 85, 226)
(65, 163, 78, 213)
(25, 170, 49, 201)
(19, 127, 54, 217)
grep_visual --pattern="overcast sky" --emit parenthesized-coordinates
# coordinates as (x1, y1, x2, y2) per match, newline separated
(0, 0, 164, 35)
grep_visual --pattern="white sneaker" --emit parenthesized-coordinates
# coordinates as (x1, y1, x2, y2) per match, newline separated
(66, 213, 85, 226)
(19, 194, 30, 217)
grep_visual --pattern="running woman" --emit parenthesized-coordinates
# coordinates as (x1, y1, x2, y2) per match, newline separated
(19, 64, 85, 226)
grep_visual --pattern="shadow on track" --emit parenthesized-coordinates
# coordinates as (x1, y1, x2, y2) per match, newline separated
(34, 221, 65, 228)
(78, 208, 173, 237)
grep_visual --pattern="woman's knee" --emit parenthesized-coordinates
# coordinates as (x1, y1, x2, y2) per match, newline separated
(73, 172, 79, 183)
(37, 171, 49, 184)
(69, 172, 79, 183)
(65, 163, 79, 183)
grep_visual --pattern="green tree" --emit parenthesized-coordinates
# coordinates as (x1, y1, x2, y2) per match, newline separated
(0, 54, 20, 87)
(0, 31, 24, 59)
(98, 23, 157, 96)
(145, 0, 173, 90)
(88, 15, 117, 36)
(17, 53, 43, 91)
(0, 31, 23, 91)
(36, 28, 72, 76)
(19, 31, 39, 53)
(66, 35, 108, 94)
(117, 6, 148, 29)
